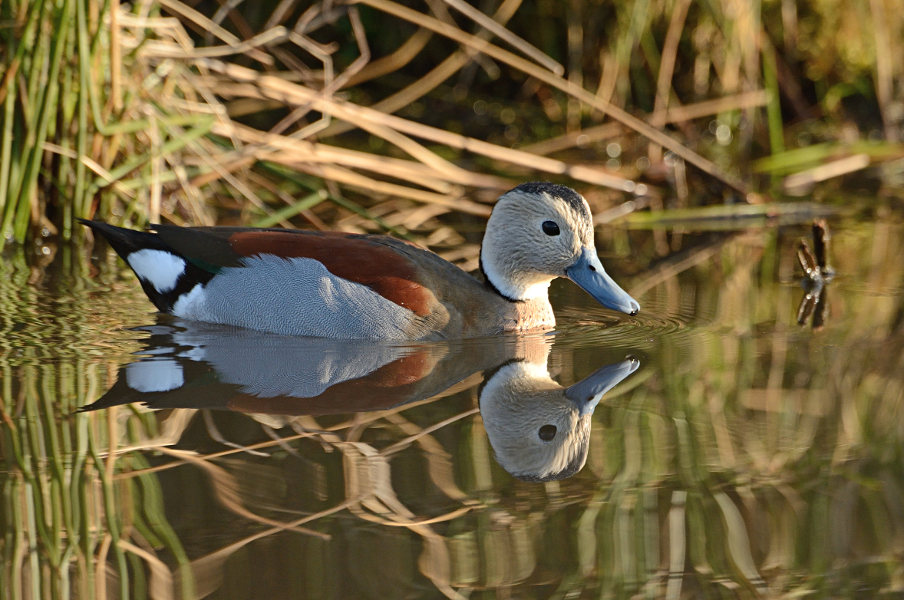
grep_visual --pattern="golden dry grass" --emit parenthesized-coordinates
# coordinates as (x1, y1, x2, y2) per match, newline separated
(4, 0, 901, 251)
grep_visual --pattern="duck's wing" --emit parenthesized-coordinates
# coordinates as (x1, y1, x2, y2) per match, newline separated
(86, 221, 496, 337)
(152, 225, 440, 318)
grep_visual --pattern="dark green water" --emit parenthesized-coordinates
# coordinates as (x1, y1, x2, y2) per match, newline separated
(1, 214, 902, 598)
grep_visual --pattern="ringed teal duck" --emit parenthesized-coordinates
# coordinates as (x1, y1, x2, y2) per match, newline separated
(82, 182, 639, 339)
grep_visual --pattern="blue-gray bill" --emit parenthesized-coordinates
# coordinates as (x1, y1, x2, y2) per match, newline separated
(564, 356, 641, 415)
(565, 247, 640, 315)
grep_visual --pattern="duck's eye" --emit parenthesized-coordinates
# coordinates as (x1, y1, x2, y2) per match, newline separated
(541, 221, 560, 236)
(538, 424, 557, 441)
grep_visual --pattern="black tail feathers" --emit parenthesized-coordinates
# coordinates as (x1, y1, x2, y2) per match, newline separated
(80, 219, 169, 259)
(81, 220, 214, 312)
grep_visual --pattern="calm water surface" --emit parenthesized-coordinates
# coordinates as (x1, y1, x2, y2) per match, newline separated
(1, 213, 902, 599)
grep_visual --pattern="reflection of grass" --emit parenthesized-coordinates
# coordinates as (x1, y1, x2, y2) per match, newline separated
(3, 0, 902, 248)
(3, 221, 904, 597)
(0, 246, 192, 598)
(1, 382, 197, 598)
(579, 223, 904, 597)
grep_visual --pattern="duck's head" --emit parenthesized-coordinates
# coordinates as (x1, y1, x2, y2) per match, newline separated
(480, 182, 640, 315)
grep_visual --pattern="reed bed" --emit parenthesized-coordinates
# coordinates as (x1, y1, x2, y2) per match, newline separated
(1, 0, 902, 251)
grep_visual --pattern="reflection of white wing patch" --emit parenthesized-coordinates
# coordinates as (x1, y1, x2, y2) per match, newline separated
(127, 249, 185, 293)
(126, 359, 184, 392)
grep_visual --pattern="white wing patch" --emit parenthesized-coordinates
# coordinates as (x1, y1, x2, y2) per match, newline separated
(127, 249, 186, 293)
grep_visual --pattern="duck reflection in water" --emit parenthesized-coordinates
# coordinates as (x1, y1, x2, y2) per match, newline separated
(82, 320, 639, 480)
(480, 356, 638, 481)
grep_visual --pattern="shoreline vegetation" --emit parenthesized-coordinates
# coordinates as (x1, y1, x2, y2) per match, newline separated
(1, 0, 902, 249)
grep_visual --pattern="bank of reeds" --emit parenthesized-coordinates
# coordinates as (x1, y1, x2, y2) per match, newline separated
(1, 0, 902, 248)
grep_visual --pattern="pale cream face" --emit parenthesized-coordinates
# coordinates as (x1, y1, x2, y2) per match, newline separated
(481, 186, 595, 300)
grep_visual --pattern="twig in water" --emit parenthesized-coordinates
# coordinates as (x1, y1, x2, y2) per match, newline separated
(796, 219, 834, 328)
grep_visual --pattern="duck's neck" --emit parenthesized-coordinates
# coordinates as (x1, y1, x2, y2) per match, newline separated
(507, 297, 556, 332)
(479, 252, 553, 302)
(477, 286, 554, 333)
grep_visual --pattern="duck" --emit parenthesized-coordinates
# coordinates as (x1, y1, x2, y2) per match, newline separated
(81, 182, 639, 339)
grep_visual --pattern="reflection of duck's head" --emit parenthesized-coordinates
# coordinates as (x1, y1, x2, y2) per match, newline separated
(479, 357, 639, 482)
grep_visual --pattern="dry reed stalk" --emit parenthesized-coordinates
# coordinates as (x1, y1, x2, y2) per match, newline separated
(648, 0, 692, 165)
(214, 120, 506, 193)
(355, 0, 751, 196)
(869, 0, 898, 142)
(303, 162, 491, 215)
(441, 0, 564, 76)
(782, 154, 872, 195)
(326, 0, 524, 136)
(522, 90, 770, 156)
(197, 60, 639, 192)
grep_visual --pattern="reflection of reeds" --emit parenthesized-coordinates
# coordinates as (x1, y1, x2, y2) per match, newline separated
(4, 229, 898, 599)
(0, 246, 192, 598)
(588, 221, 904, 597)
(1, 384, 200, 598)
(2, 212, 903, 596)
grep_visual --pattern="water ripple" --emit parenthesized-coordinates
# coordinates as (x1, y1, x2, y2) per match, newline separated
(553, 299, 700, 350)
